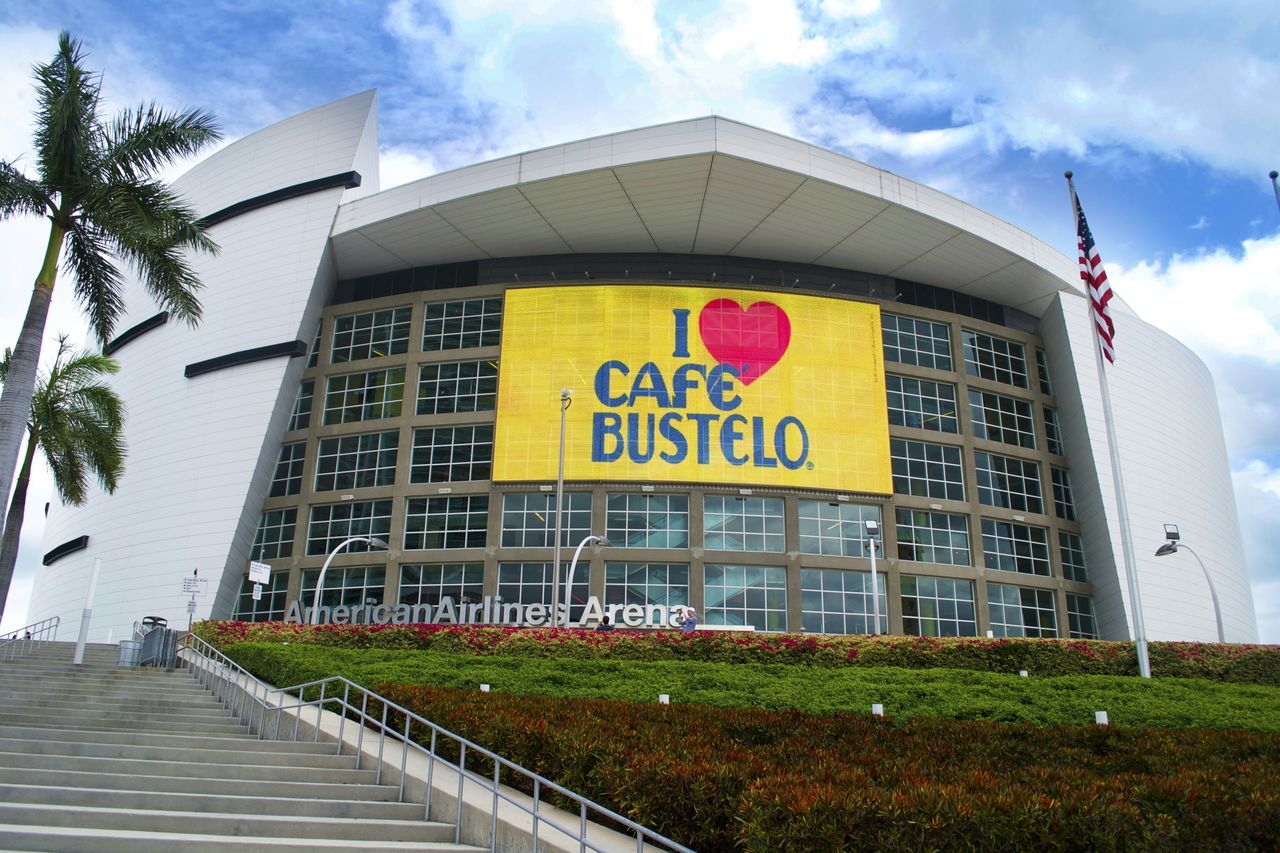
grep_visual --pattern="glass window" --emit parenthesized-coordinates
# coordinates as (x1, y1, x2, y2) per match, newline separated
(604, 563, 690, 609)
(404, 495, 489, 550)
(399, 563, 485, 608)
(703, 496, 786, 553)
(895, 509, 970, 566)
(323, 367, 405, 425)
(886, 374, 959, 433)
(501, 493, 593, 548)
(314, 430, 399, 492)
(330, 306, 411, 363)
(410, 425, 493, 483)
(1036, 349, 1053, 396)
(901, 575, 977, 637)
(1051, 467, 1077, 521)
(300, 565, 386, 610)
(498, 561, 591, 624)
(974, 451, 1043, 513)
(232, 572, 289, 622)
(423, 298, 503, 351)
(962, 330, 1028, 388)
(417, 360, 498, 415)
(797, 500, 881, 557)
(882, 313, 953, 371)
(1060, 531, 1088, 583)
(269, 442, 305, 498)
(606, 494, 689, 549)
(307, 322, 321, 368)
(251, 508, 296, 561)
(703, 564, 787, 632)
(288, 380, 314, 432)
(800, 568, 887, 634)
(988, 584, 1058, 638)
(890, 438, 965, 502)
(1067, 593, 1099, 639)
(981, 519, 1051, 576)
(306, 500, 392, 556)
(1044, 407, 1064, 456)
(968, 390, 1036, 449)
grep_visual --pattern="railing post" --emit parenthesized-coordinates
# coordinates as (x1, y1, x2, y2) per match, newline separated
(399, 714, 411, 802)
(356, 692, 368, 769)
(376, 702, 388, 784)
(532, 778, 540, 850)
(580, 802, 588, 853)
(337, 683, 350, 755)
(315, 682, 325, 742)
(491, 762, 500, 850)
(455, 743, 466, 844)
(424, 729, 437, 821)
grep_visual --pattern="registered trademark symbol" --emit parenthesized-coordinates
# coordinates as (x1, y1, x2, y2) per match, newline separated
(806, 462, 815, 470)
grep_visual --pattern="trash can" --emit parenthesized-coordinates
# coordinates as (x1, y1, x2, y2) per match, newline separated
(117, 639, 142, 667)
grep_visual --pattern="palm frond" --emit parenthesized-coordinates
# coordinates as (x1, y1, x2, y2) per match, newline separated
(0, 162, 53, 220)
(105, 103, 222, 180)
(33, 31, 102, 196)
(63, 219, 126, 344)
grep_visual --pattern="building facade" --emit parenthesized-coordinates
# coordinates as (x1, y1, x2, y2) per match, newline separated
(28, 92, 1260, 643)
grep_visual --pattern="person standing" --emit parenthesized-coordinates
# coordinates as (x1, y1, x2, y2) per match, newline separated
(680, 606, 698, 633)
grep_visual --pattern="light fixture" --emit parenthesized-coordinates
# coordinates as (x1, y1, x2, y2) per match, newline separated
(1164, 523, 1180, 542)
(1152, 524, 1224, 643)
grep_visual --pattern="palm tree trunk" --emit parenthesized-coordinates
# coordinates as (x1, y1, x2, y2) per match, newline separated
(0, 431, 37, 624)
(0, 222, 63, 539)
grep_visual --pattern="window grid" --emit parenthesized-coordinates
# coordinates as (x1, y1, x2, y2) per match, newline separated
(962, 330, 1029, 388)
(410, 425, 493, 483)
(306, 500, 392, 556)
(703, 496, 786, 553)
(269, 442, 305, 498)
(404, 495, 489, 550)
(604, 563, 690, 609)
(800, 568, 888, 635)
(901, 575, 977, 637)
(501, 493, 593, 548)
(323, 367, 405, 425)
(1036, 349, 1054, 396)
(606, 494, 690, 549)
(300, 566, 386, 610)
(988, 584, 1058, 638)
(1044, 407, 1064, 456)
(968, 389, 1037, 449)
(886, 374, 959, 433)
(896, 509, 971, 566)
(890, 438, 965, 502)
(331, 306, 411, 363)
(423, 298, 503, 351)
(1051, 467, 1077, 521)
(416, 360, 498, 415)
(398, 563, 485, 607)
(703, 564, 788, 632)
(974, 451, 1043, 513)
(288, 380, 314, 431)
(497, 562, 591, 623)
(981, 519, 1051, 576)
(1067, 593, 1099, 639)
(882, 313, 953, 370)
(1060, 531, 1088, 583)
(232, 572, 289, 622)
(797, 501, 882, 557)
(250, 508, 296, 561)
(314, 430, 399, 492)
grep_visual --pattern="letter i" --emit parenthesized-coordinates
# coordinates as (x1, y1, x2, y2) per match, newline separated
(672, 309, 690, 358)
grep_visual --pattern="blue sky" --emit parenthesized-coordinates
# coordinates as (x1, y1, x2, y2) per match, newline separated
(0, 0, 1277, 640)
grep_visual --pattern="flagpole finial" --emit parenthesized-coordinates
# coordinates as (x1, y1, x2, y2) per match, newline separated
(1064, 170, 1073, 179)
(1271, 170, 1278, 180)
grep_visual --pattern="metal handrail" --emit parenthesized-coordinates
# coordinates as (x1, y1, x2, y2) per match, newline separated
(0, 616, 60, 661)
(178, 633, 692, 853)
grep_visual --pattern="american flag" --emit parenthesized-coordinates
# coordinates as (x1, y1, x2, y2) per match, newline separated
(1074, 191, 1116, 363)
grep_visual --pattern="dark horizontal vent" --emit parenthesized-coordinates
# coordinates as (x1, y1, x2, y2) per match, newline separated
(43, 535, 89, 566)
(185, 340, 307, 379)
(104, 311, 169, 355)
(198, 171, 362, 228)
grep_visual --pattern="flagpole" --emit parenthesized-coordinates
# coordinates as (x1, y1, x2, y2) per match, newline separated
(1064, 171, 1151, 679)
(1270, 171, 1279, 216)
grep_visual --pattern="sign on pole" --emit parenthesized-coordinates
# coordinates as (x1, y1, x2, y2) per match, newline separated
(248, 561, 271, 584)
(251, 583, 263, 601)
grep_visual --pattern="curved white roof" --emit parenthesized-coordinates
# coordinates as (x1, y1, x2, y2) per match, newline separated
(332, 116, 1079, 317)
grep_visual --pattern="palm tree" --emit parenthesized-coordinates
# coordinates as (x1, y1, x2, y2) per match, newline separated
(0, 31, 219, 538)
(0, 338, 125, 621)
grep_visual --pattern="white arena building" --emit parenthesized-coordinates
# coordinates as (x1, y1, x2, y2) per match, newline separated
(25, 91, 1259, 643)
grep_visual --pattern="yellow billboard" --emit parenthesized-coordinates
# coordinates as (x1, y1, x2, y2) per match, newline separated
(493, 285, 891, 493)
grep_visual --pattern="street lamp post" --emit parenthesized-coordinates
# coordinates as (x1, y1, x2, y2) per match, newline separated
(1154, 524, 1225, 643)
(310, 536, 388, 624)
(864, 519, 881, 636)
(550, 389, 572, 629)
(563, 535, 609, 627)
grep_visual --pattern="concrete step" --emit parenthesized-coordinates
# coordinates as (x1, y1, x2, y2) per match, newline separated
(0, 713, 250, 735)
(0, 824, 481, 852)
(0, 768, 401, 801)
(0, 723, 334, 750)
(0, 738, 360, 769)
(5, 692, 232, 712)
(0, 752, 381, 784)
(0, 704, 244, 724)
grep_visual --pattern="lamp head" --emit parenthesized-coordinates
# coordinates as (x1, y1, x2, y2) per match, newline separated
(1164, 524, 1180, 542)
(864, 519, 879, 537)
(368, 537, 389, 549)
(1154, 543, 1178, 557)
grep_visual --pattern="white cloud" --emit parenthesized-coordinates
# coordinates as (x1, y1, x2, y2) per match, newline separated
(1190, 216, 1209, 230)
(378, 145, 440, 190)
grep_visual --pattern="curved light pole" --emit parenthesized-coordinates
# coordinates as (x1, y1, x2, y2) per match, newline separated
(563, 535, 609, 627)
(310, 536, 388, 624)
(1154, 525, 1224, 643)
(549, 389, 572, 629)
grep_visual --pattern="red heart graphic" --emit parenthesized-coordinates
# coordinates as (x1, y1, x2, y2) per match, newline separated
(698, 299, 791, 386)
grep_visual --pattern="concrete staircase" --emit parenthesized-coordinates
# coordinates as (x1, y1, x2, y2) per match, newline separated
(0, 641, 484, 851)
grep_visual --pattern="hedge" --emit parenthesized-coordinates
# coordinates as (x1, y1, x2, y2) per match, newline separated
(195, 620, 1280, 686)
(223, 642, 1280, 730)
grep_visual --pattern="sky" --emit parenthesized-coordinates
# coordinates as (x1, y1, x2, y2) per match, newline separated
(0, 0, 1277, 640)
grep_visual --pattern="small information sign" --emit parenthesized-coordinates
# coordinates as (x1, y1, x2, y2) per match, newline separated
(248, 561, 271, 584)
(251, 583, 263, 602)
